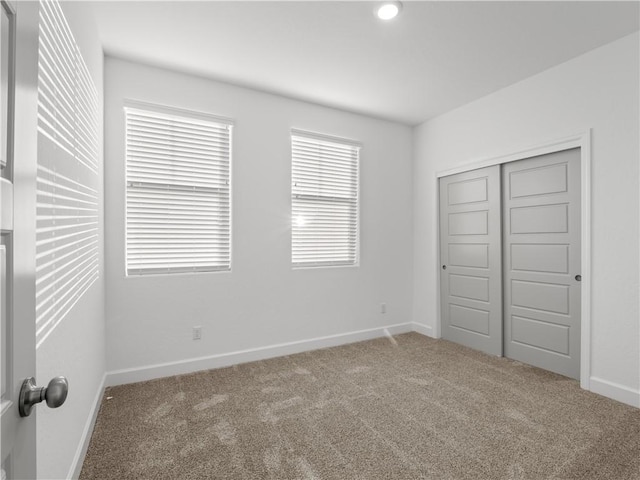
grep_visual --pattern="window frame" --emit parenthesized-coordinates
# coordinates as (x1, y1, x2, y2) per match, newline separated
(124, 101, 234, 276)
(290, 128, 361, 269)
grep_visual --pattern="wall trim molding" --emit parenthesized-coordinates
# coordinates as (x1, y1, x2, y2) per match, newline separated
(434, 130, 593, 390)
(589, 376, 640, 408)
(106, 322, 415, 387)
(434, 131, 590, 179)
(411, 322, 434, 338)
(68, 372, 106, 480)
(103, 318, 639, 407)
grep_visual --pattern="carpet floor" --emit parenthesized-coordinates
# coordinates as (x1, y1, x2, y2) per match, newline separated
(80, 333, 640, 479)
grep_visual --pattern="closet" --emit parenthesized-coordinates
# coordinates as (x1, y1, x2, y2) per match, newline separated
(439, 148, 581, 379)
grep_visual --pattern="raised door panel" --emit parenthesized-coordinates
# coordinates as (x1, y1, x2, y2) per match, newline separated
(449, 244, 488, 269)
(511, 244, 568, 274)
(510, 204, 568, 234)
(509, 163, 568, 198)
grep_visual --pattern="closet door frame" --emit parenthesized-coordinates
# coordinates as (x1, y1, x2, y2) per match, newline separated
(435, 131, 592, 390)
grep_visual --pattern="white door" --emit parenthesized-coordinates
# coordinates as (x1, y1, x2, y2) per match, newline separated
(1, 2, 40, 478)
(502, 148, 581, 379)
(439, 165, 503, 356)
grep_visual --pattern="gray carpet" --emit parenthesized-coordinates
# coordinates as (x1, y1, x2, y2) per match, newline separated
(80, 333, 640, 479)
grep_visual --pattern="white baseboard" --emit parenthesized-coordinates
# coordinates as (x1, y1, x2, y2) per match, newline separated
(589, 376, 640, 408)
(68, 372, 106, 479)
(106, 322, 414, 387)
(106, 324, 639, 408)
(411, 322, 435, 338)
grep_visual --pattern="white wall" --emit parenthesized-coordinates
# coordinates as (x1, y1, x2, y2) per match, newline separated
(104, 58, 414, 378)
(36, 3, 105, 479)
(413, 33, 640, 406)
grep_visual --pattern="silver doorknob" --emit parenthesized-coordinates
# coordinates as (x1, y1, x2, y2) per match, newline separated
(18, 376, 68, 417)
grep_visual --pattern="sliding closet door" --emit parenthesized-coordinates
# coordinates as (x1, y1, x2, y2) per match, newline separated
(502, 149, 581, 379)
(439, 165, 502, 356)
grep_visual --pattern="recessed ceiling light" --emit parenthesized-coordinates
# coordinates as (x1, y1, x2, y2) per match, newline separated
(376, 1, 402, 21)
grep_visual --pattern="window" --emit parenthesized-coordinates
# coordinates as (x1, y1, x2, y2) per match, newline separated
(291, 130, 360, 268)
(125, 103, 232, 275)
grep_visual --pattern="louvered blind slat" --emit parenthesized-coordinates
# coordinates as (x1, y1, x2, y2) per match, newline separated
(291, 132, 360, 268)
(125, 106, 232, 275)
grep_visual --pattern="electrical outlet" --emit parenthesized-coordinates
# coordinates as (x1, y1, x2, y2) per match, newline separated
(381, 303, 387, 314)
(193, 326, 202, 340)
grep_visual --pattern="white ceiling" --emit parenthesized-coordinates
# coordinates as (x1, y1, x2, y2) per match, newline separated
(90, 1, 639, 126)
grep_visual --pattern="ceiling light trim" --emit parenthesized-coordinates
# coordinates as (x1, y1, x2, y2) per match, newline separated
(376, 1, 402, 21)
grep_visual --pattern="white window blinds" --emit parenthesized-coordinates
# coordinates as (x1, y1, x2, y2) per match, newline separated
(291, 130, 360, 268)
(125, 104, 232, 275)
